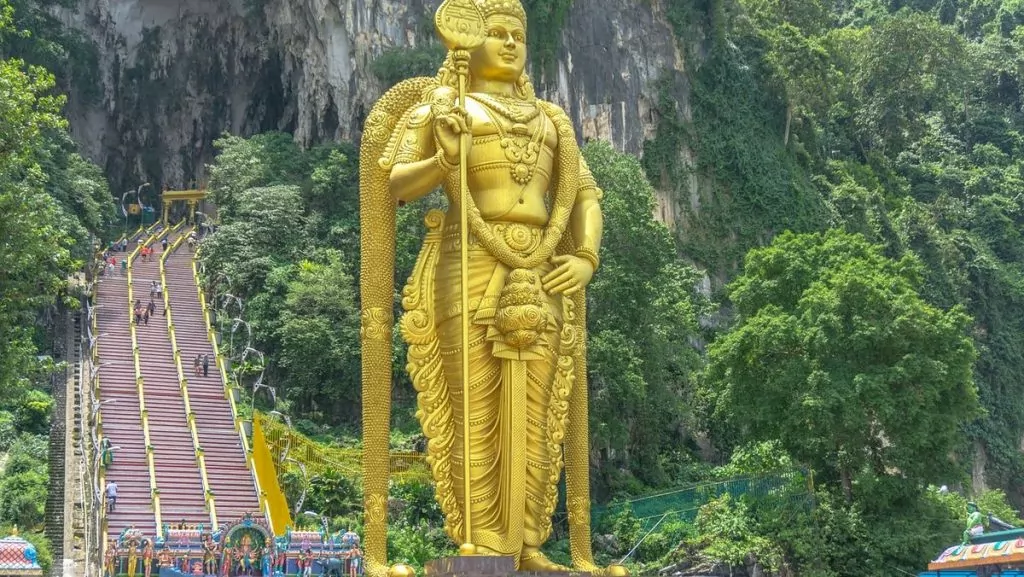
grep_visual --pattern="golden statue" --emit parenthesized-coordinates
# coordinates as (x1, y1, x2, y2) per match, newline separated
(359, 0, 626, 575)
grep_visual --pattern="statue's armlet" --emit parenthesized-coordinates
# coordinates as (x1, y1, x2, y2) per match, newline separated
(578, 156, 603, 202)
(379, 103, 436, 168)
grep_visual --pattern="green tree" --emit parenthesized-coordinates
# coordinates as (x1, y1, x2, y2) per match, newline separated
(277, 251, 361, 422)
(851, 11, 967, 153)
(200, 184, 305, 299)
(206, 133, 311, 219)
(704, 230, 979, 498)
(583, 141, 706, 491)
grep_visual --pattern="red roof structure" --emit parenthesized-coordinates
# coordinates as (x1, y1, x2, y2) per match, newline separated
(0, 528, 42, 577)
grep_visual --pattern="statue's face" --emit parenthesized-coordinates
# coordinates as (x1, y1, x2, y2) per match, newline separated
(470, 14, 527, 83)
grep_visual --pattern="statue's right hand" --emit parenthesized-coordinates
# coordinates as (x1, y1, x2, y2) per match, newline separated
(433, 106, 472, 166)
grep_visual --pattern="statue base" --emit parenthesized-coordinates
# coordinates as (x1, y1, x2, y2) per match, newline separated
(424, 556, 591, 577)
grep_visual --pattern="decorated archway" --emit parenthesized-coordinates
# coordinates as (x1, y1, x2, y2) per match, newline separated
(220, 514, 272, 576)
(161, 189, 208, 225)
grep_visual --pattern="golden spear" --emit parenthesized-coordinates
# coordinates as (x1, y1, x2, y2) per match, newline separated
(434, 0, 485, 556)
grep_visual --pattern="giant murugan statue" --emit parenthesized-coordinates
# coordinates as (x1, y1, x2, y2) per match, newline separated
(360, 0, 625, 575)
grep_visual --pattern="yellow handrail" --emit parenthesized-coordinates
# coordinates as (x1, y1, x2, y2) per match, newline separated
(161, 227, 219, 530)
(254, 412, 429, 482)
(127, 222, 178, 534)
(190, 254, 274, 531)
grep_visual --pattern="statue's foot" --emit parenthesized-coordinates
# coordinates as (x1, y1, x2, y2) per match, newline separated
(519, 547, 570, 572)
(387, 563, 416, 577)
(475, 545, 504, 556)
(601, 564, 630, 577)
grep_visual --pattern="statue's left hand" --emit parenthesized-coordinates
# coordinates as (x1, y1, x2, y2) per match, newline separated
(542, 255, 594, 296)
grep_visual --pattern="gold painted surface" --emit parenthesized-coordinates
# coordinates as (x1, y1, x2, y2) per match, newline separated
(253, 412, 429, 482)
(359, 0, 624, 574)
(251, 417, 293, 535)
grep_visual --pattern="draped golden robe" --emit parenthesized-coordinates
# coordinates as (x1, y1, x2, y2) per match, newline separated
(359, 65, 607, 576)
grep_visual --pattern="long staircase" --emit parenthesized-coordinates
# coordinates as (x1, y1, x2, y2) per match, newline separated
(164, 240, 260, 522)
(94, 226, 261, 544)
(95, 235, 158, 539)
(133, 231, 209, 528)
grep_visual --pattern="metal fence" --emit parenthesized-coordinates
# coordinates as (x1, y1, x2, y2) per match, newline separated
(591, 469, 815, 530)
(254, 412, 431, 482)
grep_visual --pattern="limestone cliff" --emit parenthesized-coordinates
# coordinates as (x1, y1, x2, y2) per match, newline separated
(56, 0, 691, 208)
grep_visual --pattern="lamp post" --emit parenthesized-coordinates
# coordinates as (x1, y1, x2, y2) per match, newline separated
(267, 411, 293, 465)
(122, 182, 151, 236)
(286, 459, 320, 519)
(301, 510, 330, 554)
(90, 361, 131, 381)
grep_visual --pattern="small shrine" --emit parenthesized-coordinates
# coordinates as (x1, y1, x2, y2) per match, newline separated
(0, 527, 43, 577)
(921, 503, 1024, 576)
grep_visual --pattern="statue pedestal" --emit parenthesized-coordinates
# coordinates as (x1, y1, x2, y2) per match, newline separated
(423, 557, 591, 577)
(425, 556, 516, 577)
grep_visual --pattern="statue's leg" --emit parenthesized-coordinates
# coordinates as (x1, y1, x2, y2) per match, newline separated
(519, 288, 572, 572)
(436, 250, 520, 555)
(522, 344, 557, 549)
(439, 317, 512, 552)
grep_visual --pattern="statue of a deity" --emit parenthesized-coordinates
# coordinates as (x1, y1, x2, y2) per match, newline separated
(126, 537, 139, 577)
(359, 0, 624, 575)
(142, 540, 154, 577)
(104, 540, 118, 577)
(963, 501, 985, 545)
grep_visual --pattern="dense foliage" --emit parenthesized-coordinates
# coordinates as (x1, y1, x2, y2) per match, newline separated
(635, 0, 1024, 571)
(4, 0, 1024, 573)
(0, 0, 113, 569)
(704, 230, 979, 496)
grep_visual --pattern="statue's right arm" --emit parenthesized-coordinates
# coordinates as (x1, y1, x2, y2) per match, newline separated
(388, 104, 447, 204)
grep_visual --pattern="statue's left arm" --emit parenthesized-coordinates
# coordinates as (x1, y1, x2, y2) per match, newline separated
(542, 156, 604, 296)
(571, 158, 603, 268)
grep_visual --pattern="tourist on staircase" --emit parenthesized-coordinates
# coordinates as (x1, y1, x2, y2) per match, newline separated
(105, 479, 118, 512)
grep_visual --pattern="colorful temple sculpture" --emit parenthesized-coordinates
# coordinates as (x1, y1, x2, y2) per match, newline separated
(91, 221, 357, 576)
(99, 514, 364, 576)
(0, 528, 42, 577)
(922, 503, 1024, 576)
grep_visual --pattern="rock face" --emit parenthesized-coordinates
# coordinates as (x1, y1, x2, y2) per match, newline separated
(56, 0, 691, 194)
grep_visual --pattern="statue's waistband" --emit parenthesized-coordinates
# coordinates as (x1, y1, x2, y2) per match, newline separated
(442, 220, 544, 254)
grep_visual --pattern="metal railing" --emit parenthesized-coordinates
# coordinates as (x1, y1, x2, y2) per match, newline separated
(126, 223, 178, 534)
(254, 412, 429, 482)
(190, 252, 269, 529)
(161, 227, 218, 529)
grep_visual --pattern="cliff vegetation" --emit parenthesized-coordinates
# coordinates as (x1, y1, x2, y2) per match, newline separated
(4, 0, 1024, 574)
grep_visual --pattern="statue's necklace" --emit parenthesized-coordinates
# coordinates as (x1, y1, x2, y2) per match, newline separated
(473, 93, 540, 124)
(474, 95, 546, 185)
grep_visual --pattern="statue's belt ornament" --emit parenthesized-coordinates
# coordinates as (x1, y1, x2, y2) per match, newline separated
(443, 221, 542, 254)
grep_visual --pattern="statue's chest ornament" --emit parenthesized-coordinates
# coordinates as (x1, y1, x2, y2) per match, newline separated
(476, 94, 547, 186)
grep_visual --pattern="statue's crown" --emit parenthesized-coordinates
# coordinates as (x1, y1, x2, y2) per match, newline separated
(475, 0, 527, 24)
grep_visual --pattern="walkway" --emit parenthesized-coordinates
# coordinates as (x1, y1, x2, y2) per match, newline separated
(95, 227, 260, 542)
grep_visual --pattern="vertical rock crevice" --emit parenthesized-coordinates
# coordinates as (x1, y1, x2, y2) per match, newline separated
(56, 0, 691, 195)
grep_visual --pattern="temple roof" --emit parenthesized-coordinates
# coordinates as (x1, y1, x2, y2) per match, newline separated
(0, 528, 43, 577)
(929, 538, 1024, 570)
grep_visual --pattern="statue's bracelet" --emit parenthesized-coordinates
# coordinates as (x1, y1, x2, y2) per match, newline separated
(434, 150, 458, 172)
(575, 247, 600, 271)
